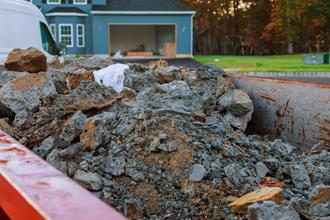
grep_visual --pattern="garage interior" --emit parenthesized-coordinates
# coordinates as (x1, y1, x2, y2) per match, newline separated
(109, 24, 176, 58)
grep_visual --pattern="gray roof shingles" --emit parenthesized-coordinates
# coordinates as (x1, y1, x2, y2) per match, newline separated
(92, 0, 193, 12)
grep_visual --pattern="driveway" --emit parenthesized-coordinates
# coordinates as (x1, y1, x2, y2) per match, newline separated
(114, 58, 201, 68)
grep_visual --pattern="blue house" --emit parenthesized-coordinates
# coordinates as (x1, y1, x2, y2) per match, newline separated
(31, 0, 195, 58)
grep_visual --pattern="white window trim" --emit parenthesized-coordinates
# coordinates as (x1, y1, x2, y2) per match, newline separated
(50, 24, 56, 40)
(47, 0, 61, 5)
(59, 24, 73, 48)
(76, 24, 85, 48)
(46, 13, 88, 17)
(73, 0, 87, 5)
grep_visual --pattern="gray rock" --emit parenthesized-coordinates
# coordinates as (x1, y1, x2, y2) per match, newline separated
(33, 136, 56, 159)
(224, 163, 242, 185)
(128, 170, 145, 182)
(218, 89, 254, 116)
(113, 116, 136, 136)
(81, 112, 116, 150)
(189, 164, 207, 182)
(59, 142, 84, 158)
(159, 141, 179, 152)
(60, 111, 87, 143)
(0, 70, 28, 88)
(0, 73, 57, 124)
(263, 158, 280, 172)
(136, 81, 203, 115)
(105, 154, 126, 176)
(46, 149, 68, 174)
(197, 64, 224, 79)
(248, 201, 300, 220)
(255, 162, 270, 178)
(224, 111, 253, 131)
(13, 109, 30, 128)
(34, 136, 69, 159)
(308, 185, 330, 217)
(269, 139, 294, 157)
(74, 56, 111, 70)
(291, 163, 311, 190)
(74, 170, 103, 191)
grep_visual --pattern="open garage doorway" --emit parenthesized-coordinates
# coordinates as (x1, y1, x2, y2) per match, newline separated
(109, 24, 176, 59)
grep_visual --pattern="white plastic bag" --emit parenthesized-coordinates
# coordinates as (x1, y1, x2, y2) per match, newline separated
(93, 63, 129, 93)
(113, 50, 123, 58)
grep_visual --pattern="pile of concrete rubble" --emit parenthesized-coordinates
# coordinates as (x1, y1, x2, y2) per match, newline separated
(0, 48, 329, 219)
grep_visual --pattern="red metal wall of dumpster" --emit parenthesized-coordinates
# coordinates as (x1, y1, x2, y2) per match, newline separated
(0, 131, 126, 220)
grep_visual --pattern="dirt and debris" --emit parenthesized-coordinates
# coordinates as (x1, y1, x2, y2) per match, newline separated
(0, 51, 329, 219)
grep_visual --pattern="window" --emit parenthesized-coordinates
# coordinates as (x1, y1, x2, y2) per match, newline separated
(47, 0, 60, 4)
(59, 24, 73, 47)
(50, 24, 56, 40)
(76, 24, 85, 47)
(40, 22, 58, 55)
(73, 0, 87, 5)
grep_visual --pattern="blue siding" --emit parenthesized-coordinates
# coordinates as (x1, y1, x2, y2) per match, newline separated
(92, 15, 193, 55)
(33, 1, 193, 55)
(47, 16, 87, 54)
(34, 1, 92, 13)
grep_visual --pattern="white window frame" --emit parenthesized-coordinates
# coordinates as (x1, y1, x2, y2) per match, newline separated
(76, 24, 85, 48)
(49, 24, 56, 40)
(73, 0, 87, 5)
(47, 0, 60, 5)
(59, 24, 73, 48)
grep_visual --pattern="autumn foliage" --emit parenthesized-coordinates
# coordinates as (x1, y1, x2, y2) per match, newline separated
(179, 0, 330, 55)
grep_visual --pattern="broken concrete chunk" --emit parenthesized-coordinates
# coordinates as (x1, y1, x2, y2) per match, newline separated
(120, 87, 137, 100)
(216, 76, 235, 97)
(308, 185, 330, 217)
(33, 136, 56, 159)
(64, 69, 94, 90)
(309, 185, 330, 204)
(224, 111, 253, 131)
(104, 154, 126, 176)
(218, 89, 254, 116)
(74, 170, 103, 191)
(224, 163, 243, 185)
(4, 47, 47, 73)
(136, 80, 203, 115)
(46, 149, 68, 174)
(0, 70, 28, 88)
(59, 142, 84, 159)
(60, 111, 87, 143)
(248, 201, 300, 220)
(291, 163, 311, 190)
(229, 187, 284, 214)
(197, 64, 224, 79)
(189, 164, 207, 182)
(0, 72, 57, 115)
(152, 66, 182, 84)
(255, 162, 270, 178)
(159, 141, 179, 152)
(80, 113, 114, 150)
(269, 139, 294, 157)
(263, 158, 280, 172)
(113, 116, 136, 136)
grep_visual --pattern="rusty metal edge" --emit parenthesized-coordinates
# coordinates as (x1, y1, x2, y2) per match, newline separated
(0, 130, 126, 220)
(224, 73, 330, 89)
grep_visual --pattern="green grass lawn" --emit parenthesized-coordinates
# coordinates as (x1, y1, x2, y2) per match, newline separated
(194, 54, 330, 72)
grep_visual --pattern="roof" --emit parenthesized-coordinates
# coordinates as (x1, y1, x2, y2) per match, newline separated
(92, 0, 194, 13)
(47, 7, 86, 14)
